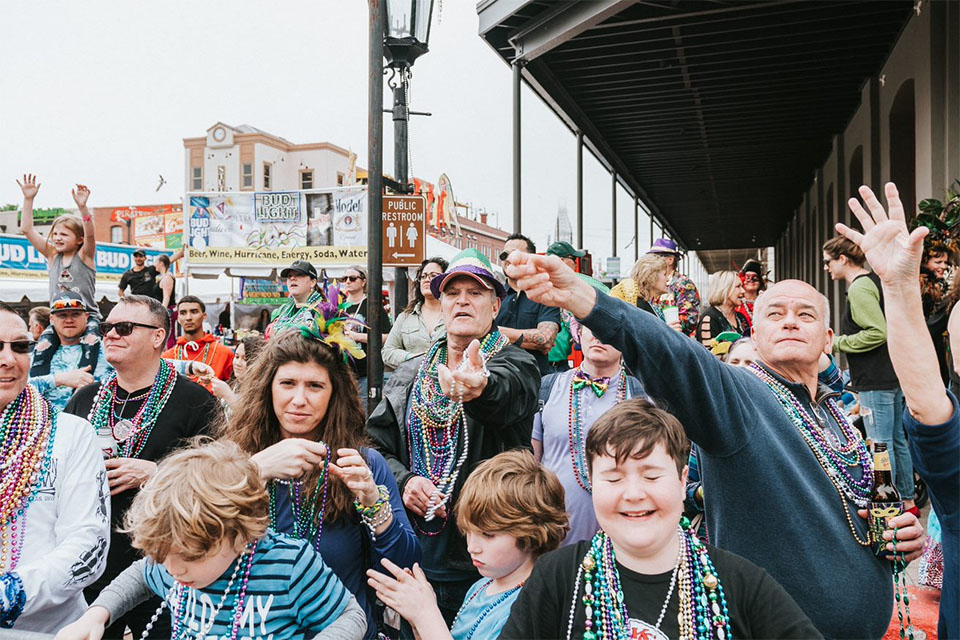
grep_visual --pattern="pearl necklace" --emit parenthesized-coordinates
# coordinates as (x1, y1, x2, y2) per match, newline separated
(567, 367, 627, 493)
(0, 386, 57, 573)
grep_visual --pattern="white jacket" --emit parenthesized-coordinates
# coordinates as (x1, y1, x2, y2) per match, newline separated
(12, 411, 110, 633)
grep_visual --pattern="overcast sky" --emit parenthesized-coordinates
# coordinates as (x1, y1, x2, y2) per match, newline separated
(0, 1, 661, 263)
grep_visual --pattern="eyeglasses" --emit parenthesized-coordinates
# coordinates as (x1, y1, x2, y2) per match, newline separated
(99, 321, 162, 337)
(0, 340, 32, 354)
(343, 275, 365, 282)
(822, 257, 834, 266)
(419, 272, 443, 282)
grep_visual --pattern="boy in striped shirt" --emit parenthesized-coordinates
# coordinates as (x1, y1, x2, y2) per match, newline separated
(56, 440, 366, 640)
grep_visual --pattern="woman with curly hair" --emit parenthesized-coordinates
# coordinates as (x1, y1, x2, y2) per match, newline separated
(218, 325, 421, 639)
(610, 254, 681, 330)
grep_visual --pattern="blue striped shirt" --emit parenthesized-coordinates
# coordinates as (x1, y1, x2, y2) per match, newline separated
(143, 531, 350, 640)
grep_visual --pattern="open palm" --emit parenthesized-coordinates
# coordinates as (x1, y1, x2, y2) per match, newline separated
(837, 183, 927, 285)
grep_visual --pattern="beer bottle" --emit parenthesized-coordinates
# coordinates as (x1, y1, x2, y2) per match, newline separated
(868, 442, 903, 557)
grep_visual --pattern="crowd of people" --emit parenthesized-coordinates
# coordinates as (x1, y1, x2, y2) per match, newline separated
(0, 176, 955, 640)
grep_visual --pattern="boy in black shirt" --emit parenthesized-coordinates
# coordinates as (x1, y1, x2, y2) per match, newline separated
(499, 399, 820, 639)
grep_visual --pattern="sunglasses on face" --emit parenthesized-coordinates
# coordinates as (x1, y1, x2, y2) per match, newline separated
(99, 321, 162, 337)
(0, 340, 32, 354)
(343, 275, 365, 282)
(822, 257, 834, 266)
(498, 251, 509, 261)
(419, 272, 443, 282)
(742, 275, 760, 282)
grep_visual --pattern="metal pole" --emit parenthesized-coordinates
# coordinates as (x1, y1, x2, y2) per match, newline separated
(611, 172, 617, 258)
(392, 78, 410, 314)
(367, 0, 385, 414)
(576, 132, 583, 248)
(512, 61, 522, 233)
(633, 196, 639, 261)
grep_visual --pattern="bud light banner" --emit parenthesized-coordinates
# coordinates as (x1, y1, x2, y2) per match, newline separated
(0, 234, 172, 282)
(184, 187, 367, 266)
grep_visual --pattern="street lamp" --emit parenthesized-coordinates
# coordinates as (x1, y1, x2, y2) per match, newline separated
(383, 0, 433, 311)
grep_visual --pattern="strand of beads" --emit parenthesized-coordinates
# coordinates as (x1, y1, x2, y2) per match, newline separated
(87, 361, 178, 459)
(568, 367, 627, 493)
(892, 529, 915, 640)
(451, 579, 526, 640)
(749, 365, 872, 506)
(268, 450, 330, 550)
(152, 549, 245, 640)
(177, 341, 214, 369)
(0, 387, 57, 573)
(227, 540, 257, 640)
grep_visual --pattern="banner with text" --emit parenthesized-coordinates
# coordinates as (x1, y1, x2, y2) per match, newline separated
(184, 187, 366, 267)
(0, 234, 173, 281)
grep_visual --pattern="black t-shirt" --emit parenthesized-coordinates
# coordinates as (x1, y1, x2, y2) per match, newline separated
(342, 297, 391, 379)
(64, 374, 221, 587)
(499, 539, 822, 639)
(495, 288, 562, 375)
(118, 266, 160, 299)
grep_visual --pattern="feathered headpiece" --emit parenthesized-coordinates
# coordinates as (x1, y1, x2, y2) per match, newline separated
(912, 180, 960, 262)
(294, 282, 366, 362)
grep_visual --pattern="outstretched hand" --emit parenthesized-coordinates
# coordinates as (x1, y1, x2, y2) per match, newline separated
(72, 184, 91, 209)
(17, 174, 40, 199)
(504, 251, 597, 318)
(838, 183, 927, 287)
(438, 339, 487, 403)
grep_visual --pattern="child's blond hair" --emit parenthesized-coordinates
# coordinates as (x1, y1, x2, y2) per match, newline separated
(455, 450, 568, 556)
(47, 214, 85, 248)
(122, 439, 268, 562)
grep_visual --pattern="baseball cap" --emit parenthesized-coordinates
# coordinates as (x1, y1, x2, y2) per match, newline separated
(547, 241, 586, 259)
(280, 260, 318, 279)
(431, 249, 506, 300)
(50, 291, 86, 314)
(132, 249, 146, 257)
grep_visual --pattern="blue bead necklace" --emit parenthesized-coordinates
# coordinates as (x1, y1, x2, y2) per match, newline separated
(567, 366, 627, 493)
(452, 578, 525, 640)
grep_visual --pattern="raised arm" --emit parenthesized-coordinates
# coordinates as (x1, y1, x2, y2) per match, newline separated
(839, 183, 953, 424)
(16, 174, 53, 259)
(72, 185, 96, 267)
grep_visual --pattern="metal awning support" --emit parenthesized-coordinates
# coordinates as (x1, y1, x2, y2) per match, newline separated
(576, 131, 583, 248)
(611, 171, 617, 258)
(634, 196, 639, 261)
(513, 60, 522, 233)
(507, 0, 634, 63)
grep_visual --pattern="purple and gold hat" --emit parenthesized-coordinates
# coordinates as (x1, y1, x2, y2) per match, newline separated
(431, 248, 506, 300)
(647, 238, 682, 256)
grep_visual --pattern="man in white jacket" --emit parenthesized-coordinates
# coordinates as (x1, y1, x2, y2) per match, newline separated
(0, 302, 109, 632)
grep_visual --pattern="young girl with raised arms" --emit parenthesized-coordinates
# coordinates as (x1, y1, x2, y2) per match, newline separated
(366, 449, 569, 640)
(56, 440, 366, 640)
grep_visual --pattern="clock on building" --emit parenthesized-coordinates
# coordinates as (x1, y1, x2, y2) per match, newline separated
(212, 127, 226, 142)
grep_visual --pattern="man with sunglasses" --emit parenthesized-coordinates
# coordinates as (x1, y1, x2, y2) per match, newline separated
(496, 234, 561, 375)
(63, 294, 219, 639)
(28, 292, 111, 413)
(0, 302, 109, 633)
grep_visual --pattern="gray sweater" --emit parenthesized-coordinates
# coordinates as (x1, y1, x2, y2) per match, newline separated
(582, 292, 892, 639)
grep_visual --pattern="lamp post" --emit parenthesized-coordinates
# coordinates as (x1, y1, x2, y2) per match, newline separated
(383, 0, 434, 312)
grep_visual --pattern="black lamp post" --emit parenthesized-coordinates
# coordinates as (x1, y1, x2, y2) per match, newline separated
(383, 0, 433, 312)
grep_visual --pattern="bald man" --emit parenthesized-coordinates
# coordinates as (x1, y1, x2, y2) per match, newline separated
(504, 253, 924, 639)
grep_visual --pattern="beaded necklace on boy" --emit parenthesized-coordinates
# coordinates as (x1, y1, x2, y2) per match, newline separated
(452, 578, 527, 640)
(144, 540, 257, 640)
(407, 330, 508, 526)
(87, 361, 178, 458)
(0, 386, 58, 572)
(568, 518, 731, 640)
(749, 364, 874, 545)
(268, 442, 331, 549)
(568, 367, 627, 493)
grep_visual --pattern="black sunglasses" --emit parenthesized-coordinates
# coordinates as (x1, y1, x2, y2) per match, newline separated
(343, 275, 365, 282)
(99, 321, 162, 337)
(498, 251, 509, 261)
(0, 340, 33, 354)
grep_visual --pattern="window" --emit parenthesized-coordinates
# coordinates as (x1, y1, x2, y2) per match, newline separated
(300, 170, 314, 190)
(110, 226, 124, 243)
(242, 163, 253, 189)
(337, 172, 345, 186)
(263, 162, 272, 190)
(191, 167, 202, 191)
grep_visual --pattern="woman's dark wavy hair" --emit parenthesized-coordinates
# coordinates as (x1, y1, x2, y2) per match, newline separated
(403, 256, 449, 314)
(216, 330, 367, 522)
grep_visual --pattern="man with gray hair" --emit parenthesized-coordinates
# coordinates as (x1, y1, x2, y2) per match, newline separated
(504, 248, 925, 638)
(64, 294, 220, 639)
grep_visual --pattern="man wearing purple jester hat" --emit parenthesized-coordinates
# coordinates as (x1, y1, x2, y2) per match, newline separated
(367, 248, 540, 625)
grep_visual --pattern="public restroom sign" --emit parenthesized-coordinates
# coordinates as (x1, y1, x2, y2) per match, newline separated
(0, 234, 172, 281)
(382, 196, 426, 267)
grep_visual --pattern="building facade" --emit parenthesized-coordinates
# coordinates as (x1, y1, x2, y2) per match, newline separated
(183, 123, 358, 194)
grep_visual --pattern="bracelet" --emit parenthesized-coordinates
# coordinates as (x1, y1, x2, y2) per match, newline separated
(360, 504, 393, 541)
(0, 573, 25, 628)
(354, 485, 390, 517)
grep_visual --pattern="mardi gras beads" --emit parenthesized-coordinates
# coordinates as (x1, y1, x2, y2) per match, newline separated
(568, 367, 626, 493)
(268, 442, 330, 549)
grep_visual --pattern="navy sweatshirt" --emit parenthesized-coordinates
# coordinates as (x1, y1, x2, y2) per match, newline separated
(904, 392, 959, 639)
(582, 292, 892, 639)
